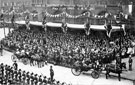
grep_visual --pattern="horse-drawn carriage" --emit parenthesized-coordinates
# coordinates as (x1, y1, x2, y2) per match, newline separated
(71, 60, 104, 79)
(11, 51, 44, 65)
(11, 52, 31, 65)
(71, 59, 127, 80)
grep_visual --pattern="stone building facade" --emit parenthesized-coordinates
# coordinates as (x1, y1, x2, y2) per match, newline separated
(0, 0, 134, 23)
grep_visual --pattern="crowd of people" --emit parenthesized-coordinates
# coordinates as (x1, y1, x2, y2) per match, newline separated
(0, 62, 69, 85)
(2, 27, 134, 67)
(0, 25, 134, 83)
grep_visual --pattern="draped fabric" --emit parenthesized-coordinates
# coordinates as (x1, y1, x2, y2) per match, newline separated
(116, 13, 126, 36)
(104, 20, 112, 38)
(11, 13, 15, 28)
(84, 19, 91, 35)
(42, 15, 47, 32)
(25, 15, 30, 30)
(61, 18, 67, 33)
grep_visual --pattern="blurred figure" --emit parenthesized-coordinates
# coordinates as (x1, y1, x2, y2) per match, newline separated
(0, 42, 3, 56)
(128, 55, 133, 71)
(50, 66, 54, 82)
(13, 61, 18, 71)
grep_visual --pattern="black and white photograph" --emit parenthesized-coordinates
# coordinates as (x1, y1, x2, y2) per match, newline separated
(0, 0, 135, 85)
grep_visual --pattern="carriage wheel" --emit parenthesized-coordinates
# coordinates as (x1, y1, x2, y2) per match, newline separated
(71, 67, 81, 76)
(11, 55, 17, 62)
(91, 70, 100, 79)
(22, 58, 29, 65)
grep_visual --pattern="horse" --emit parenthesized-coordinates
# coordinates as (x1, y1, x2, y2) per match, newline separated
(105, 62, 126, 81)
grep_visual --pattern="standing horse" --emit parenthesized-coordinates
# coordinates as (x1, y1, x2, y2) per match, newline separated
(105, 62, 126, 81)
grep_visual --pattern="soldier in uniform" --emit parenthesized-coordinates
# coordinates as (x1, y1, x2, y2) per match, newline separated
(10, 67, 14, 79)
(17, 69, 21, 82)
(42, 76, 47, 85)
(14, 69, 18, 80)
(30, 73, 34, 85)
(26, 72, 30, 84)
(13, 61, 18, 71)
(34, 74, 38, 85)
(38, 75, 42, 85)
(0, 64, 3, 84)
(128, 55, 133, 71)
(0, 63, 4, 78)
(50, 66, 54, 82)
(22, 71, 26, 84)
(5, 65, 8, 80)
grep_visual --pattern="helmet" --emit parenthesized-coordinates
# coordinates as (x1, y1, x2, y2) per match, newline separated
(1, 63, 3, 65)
(31, 73, 33, 75)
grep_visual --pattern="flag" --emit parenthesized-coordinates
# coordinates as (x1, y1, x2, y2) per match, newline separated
(25, 15, 30, 30)
(84, 20, 91, 35)
(61, 18, 68, 33)
(11, 13, 15, 23)
(42, 15, 47, 32)
(104, 20, 112, 38)
(11, 13, 15, 28)
(122, 24, 126, 36)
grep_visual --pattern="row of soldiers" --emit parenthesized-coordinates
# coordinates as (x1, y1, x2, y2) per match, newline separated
(0, 63, 66, 85)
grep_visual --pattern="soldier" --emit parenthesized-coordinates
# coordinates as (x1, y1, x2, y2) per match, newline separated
(34, 74, 38, 85)
(0, 64, 3, 84)
(22, 71, 26, 84)
(7, 66, 11, 79)
(26, 72, 30, 84)
(50, 66, 54, 82)
(38, 75, 42, 85)
(17, 69, 22, 82)
(128, 55, 133, 71)
(5, 65, 8, 80)
(10, 67, 14, 80)
(14, 69, 18, 80)
(13, 61, 18, 71)
(0, 63, 4, 78)
(42, 76, 47, 85)
(30, 73, 34, 85)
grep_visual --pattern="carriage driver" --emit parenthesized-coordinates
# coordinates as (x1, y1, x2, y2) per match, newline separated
(82, 57, 91, 67)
